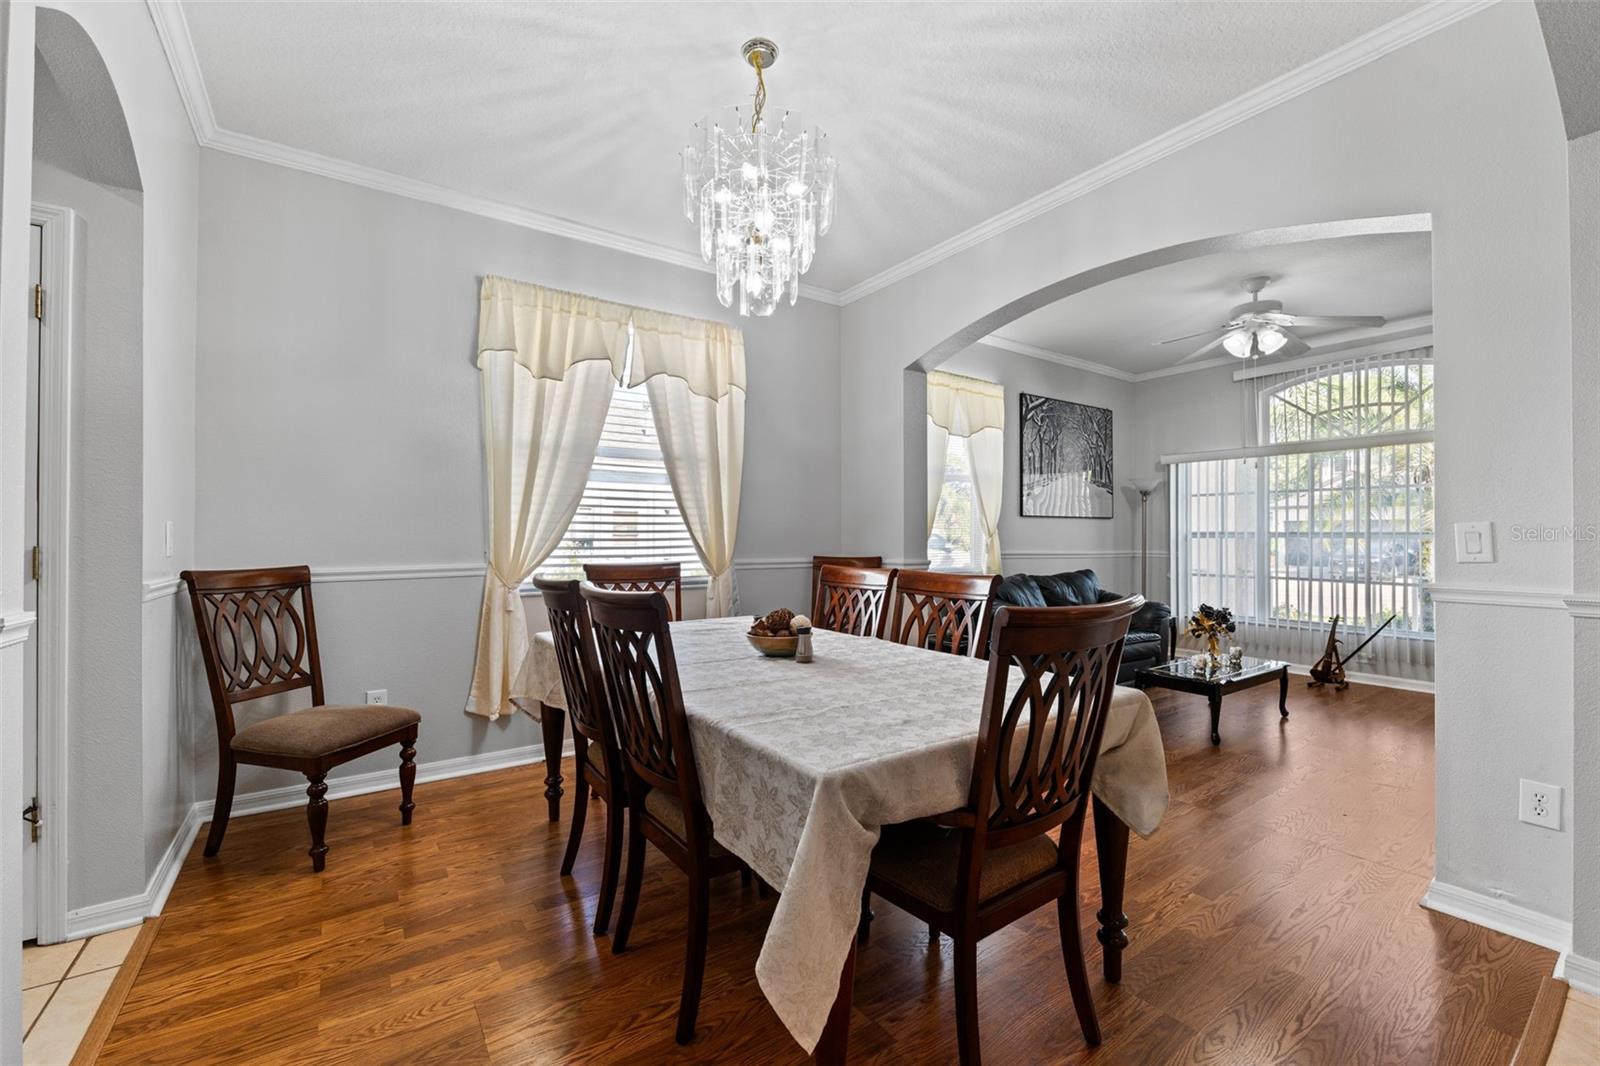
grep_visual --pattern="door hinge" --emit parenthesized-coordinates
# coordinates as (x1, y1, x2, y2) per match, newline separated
(23, 797, 40, 843)
(31, 544, 41, 582)
(34, 283, 42, 321)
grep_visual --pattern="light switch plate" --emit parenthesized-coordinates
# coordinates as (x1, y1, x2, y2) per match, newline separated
(1454, 521, 1495, 563)
(164, 520, 174, 559)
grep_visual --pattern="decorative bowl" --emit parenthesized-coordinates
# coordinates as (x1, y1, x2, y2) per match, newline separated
(746, 632, 799, 658)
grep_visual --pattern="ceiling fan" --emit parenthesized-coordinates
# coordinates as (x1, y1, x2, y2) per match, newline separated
(1155, 275, 1386, 364)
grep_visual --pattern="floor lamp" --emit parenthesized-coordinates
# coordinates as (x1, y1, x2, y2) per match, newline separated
(1127, 478, 1165, 597)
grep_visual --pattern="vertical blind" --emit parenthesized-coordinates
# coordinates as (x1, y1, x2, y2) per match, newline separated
(1173, 348, 1435, 682)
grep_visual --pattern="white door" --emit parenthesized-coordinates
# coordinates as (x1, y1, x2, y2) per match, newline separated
(21, 222, 42, 940)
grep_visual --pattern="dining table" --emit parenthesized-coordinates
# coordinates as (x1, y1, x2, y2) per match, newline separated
(519, 615, 1169, 1061)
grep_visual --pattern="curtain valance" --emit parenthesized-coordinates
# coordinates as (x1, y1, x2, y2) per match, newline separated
(926, 370, 1005, 436)
(628, 307, 746, 399)
(476, 275, 632, 381)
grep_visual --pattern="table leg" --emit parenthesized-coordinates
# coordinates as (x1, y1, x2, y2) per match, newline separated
(539, 703, 565, 823)
(1278, 668, 1290, 719)
(1208, 690, 1223, 746)
(1093, 796, 1130, 984)
(813, 937, 857, 1063)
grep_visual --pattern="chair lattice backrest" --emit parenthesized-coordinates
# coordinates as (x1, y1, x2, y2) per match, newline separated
(533, 578, 610, 748)
(970, 599, 1142, 851)
(813, 565, 898, 638)
(584, 562, 683, 621)
(582, 585, 701, 809)
(810, 555, 882, 617)
(888, 570, 1002, 659)
(181, 567, 325, 742)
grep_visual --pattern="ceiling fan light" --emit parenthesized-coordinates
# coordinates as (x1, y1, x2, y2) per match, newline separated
(1221, 328, 1253, 359)
(1257, 325, 1289, 355)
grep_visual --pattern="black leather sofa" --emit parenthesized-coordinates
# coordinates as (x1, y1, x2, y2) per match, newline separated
(993, 569, 1175, 683)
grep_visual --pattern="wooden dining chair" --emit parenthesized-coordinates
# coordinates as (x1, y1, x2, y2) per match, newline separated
(810, 554, 883, 616)
(182, 567, 421, 873)
(888, 570, 1003, 659)
(867, 597, 1143, 1064)
(584, 562, 683, 621)
(535, 577, 626, 936)
(582, 585, 745, 1046)
(813, 565, 899, 638)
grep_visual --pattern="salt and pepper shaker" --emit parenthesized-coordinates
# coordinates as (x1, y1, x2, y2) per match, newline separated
(794, 625, 813, 663)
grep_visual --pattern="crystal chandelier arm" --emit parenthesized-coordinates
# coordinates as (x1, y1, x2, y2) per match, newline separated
(750, 53, 766, 133)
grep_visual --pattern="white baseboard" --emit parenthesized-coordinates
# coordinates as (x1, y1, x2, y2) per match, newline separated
(1558, 951, 1600, 995)
(1285, 663, 1435, 694)
(64, 740, 562, 940)
(1419, 878, 1572, 953)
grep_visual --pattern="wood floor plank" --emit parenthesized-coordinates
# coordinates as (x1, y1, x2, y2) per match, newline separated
(94, 682, 1554, 1064)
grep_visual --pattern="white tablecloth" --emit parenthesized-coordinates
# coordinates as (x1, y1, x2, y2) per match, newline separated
(526, 616, 1168, 1053)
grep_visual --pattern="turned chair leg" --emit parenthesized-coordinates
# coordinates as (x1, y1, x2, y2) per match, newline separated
(305, 773, 329, 873)
(398, 739, 417, 825)
(205, 755, 237, 857)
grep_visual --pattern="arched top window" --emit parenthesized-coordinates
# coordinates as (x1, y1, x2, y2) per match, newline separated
(1261, 350, 1433, 444)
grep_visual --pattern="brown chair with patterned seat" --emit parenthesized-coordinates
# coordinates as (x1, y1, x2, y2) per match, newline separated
(813, 565, 899, 638)
(583, 585, 745, 1046)
(584, 562, 683, 621)
(888, 570, 1003, 659)
(182, 567, 421, 872)
(810, 554, 883, 615)
(868, 596, 1143, 1065)
(535, 577, 626, 936)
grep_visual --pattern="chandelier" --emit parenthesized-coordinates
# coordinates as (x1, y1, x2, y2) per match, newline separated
(682, 38, 837, 316)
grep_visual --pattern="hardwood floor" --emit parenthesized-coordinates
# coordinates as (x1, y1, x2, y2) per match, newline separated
(97, 681, 1553, 1064)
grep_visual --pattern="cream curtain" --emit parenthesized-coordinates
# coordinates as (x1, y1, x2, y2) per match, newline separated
(927, 370, 1005, 572)
(467, 276, 630, 719)
(630, 308, 746, 617)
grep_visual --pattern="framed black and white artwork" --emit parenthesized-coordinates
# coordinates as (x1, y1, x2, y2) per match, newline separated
(1019, 393, 1113, 518)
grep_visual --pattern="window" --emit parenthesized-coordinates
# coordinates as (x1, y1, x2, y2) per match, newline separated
(1175, 354, 1434, 636)
(539, 357, 704, 580)
(928, 434, 987, 571)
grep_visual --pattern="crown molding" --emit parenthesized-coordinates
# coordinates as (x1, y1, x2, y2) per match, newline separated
(148, 0, 1489, 312)
(985, 316, 1435, 386)
(143, 2, 841, 307)
(980, 335, 1138, 383)
(834, 0, 1495, 306)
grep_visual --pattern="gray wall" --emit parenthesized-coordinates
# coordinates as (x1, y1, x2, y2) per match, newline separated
(1570, 127, 1600, 970)
(939, 341, 1139, 591)
(191, 149, 844, 796)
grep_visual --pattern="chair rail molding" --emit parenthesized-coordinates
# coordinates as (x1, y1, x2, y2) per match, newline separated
(1427, 585, 1574, 610)
(0, 611, 36, 649)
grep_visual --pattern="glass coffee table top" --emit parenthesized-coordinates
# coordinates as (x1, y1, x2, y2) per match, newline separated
(1142, 656, 1288, 684)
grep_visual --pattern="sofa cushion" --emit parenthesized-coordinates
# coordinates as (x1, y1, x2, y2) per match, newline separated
(995, 574, 1046, 608)
(1033, 570, 1101, 607)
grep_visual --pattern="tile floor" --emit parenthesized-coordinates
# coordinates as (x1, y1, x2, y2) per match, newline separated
(1550, 988, 1600, 1065)
(21, 926, 139, 1066)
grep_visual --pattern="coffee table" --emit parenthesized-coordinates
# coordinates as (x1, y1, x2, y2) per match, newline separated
(1136, 656, 1290, 746)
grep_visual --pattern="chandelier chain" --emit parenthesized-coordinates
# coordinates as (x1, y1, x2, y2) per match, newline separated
(751, 54, 766, 133)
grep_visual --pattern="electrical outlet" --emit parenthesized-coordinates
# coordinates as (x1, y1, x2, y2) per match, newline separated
(364, 689, 388, 705)
(1519, 779, 1561, 830)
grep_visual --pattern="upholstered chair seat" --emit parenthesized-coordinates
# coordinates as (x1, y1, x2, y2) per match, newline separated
(231, 705, 423, 759)
(644, 789, 733, 859)
(870, 822, 1059, 911)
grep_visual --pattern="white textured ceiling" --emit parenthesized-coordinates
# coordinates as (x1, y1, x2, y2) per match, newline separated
(177, 0, 1422, 293)
(993, 231, 1433, 376)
